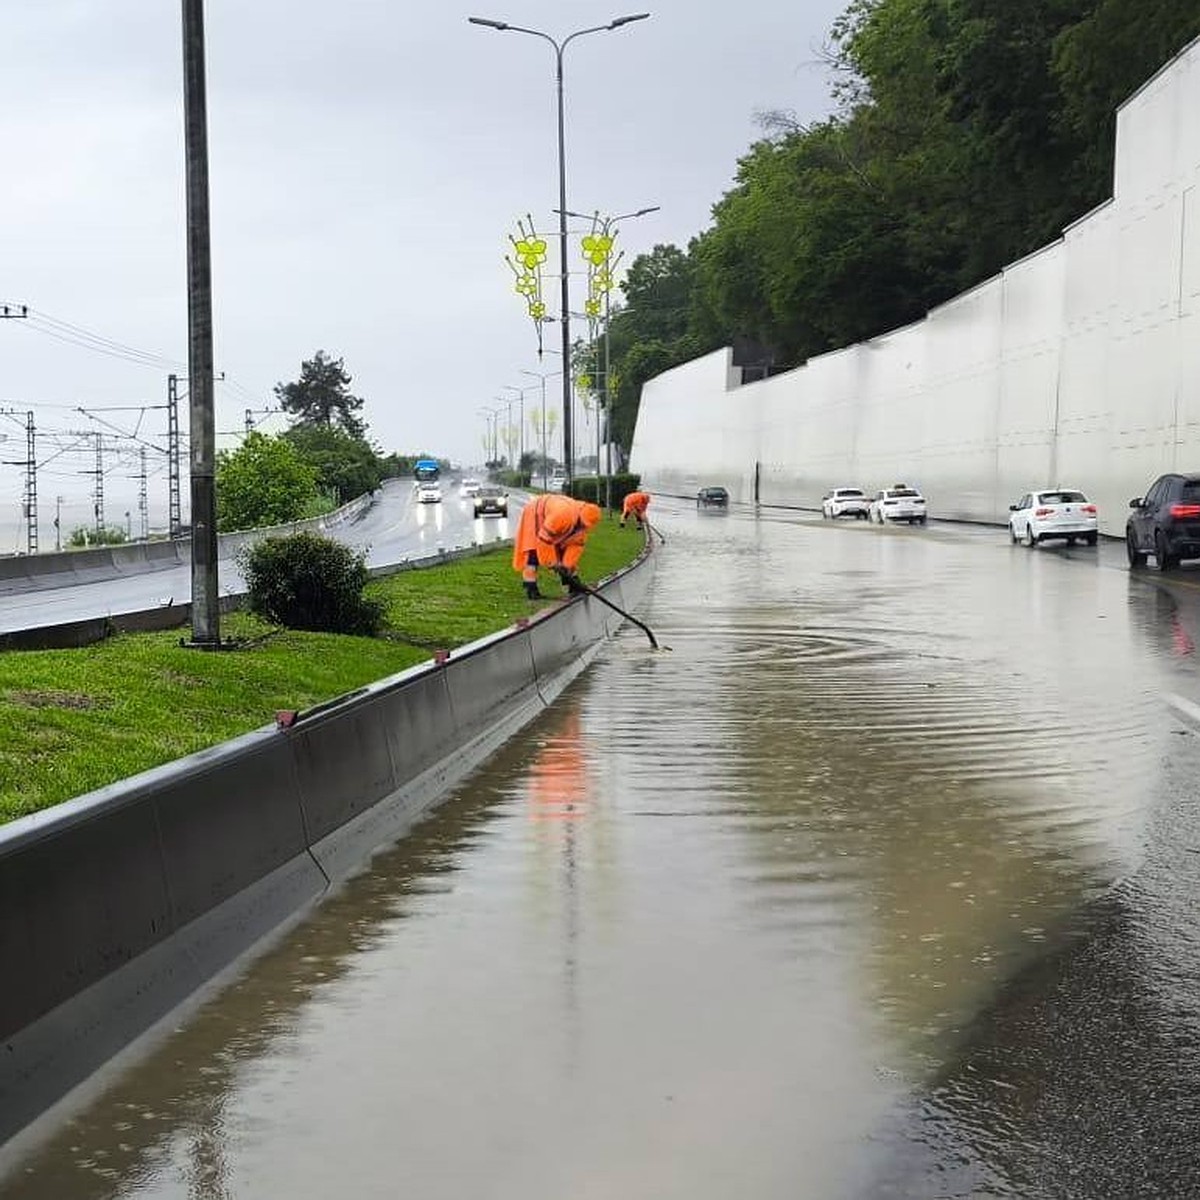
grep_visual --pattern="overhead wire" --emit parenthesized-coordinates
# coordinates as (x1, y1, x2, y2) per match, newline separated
(9, 306, 188, 373)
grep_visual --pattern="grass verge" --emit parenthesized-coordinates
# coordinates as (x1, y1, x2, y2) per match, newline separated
(0, 518, 644, 825)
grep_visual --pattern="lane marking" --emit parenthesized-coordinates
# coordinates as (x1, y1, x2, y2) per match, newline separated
(1167, 693, 1200, 729)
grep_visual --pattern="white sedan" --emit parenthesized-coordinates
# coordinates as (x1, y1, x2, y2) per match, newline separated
(417, 482, 442, 504)
(821, 487, 871, 519)
(1009, 489, 1097, 546)
(869, 485, 927, 525)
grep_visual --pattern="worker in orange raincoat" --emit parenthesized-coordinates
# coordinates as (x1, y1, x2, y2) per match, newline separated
(513, 494, 603, 599)
(620, 490, 651, 530)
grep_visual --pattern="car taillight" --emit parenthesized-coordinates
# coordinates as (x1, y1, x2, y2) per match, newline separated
(1170, 504, 1200, 518)
(1034, 507, 1053, 517)
(1081, 505, 1097, 515)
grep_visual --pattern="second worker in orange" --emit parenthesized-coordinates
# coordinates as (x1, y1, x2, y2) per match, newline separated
(620, 490, 651, 530)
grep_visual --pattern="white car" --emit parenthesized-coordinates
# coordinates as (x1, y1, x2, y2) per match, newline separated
(548, 469, 567, 492)
(821, 487, 871, 519)
(869, 484, 927, 525)
(1009, 488, 1097, 546)
(417, 482, 442, 504)
(459, 477, 482, 498)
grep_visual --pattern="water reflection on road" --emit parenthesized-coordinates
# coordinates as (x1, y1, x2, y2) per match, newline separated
(5, 502, 1200, 1198)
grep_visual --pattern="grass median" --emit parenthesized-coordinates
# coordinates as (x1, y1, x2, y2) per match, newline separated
(0, 519, 645, 825)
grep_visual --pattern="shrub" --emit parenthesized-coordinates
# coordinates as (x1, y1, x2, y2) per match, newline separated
(564, 473, 642, 511)
(242, 532, 384, 635)
(68, 525, 128, 547)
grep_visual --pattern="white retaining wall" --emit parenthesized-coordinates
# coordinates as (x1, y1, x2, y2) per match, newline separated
(630, 38, 1200, 535)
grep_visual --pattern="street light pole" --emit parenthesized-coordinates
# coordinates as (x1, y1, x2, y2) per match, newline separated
(479, 405, 503, 468)
(468, 13, 650, 490)
(495, 396, 516, 466)
(561, 205, 659, 509)
(520, 368, 562, 489)
(503, 384, 528, 472)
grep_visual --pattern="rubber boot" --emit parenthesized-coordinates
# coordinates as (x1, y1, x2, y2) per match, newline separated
(523, 581, 543, 600)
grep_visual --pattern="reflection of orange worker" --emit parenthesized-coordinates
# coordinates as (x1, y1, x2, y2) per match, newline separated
(513, 495, 603, 600)
(527, 710, 589, 823)
(620, 491, 651, 529)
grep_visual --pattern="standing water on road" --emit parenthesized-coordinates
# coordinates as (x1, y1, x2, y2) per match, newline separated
(5, 501, 1200, 1198)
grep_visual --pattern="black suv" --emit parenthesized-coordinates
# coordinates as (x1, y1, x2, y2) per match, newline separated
(697, 486, 729, 508)
(1126, 473, 1200, 569)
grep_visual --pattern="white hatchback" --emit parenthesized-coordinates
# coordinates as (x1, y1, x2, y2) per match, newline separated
(869, 485, 927, 525)
(1009, 488, 1097, 546)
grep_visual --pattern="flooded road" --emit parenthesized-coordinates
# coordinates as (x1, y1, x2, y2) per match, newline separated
(5, 501, 1200, 1198)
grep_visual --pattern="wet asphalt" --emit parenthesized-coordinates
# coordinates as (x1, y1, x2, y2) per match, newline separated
(4, 500, 1200, 1198)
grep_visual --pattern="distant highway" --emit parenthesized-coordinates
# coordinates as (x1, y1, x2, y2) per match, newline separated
(0, 479, 524, 635)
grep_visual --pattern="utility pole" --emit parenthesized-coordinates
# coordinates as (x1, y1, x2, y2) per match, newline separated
(0, 406, 36, 554)
(167, 373, 183, 538)
(24, 412, 37, 555)
(138, 447, 149, 540)
(243, 406, 276, 436)
(0, 312, 31, 547)
(84, 432, 105, 535)
(182, 0, 221, 646)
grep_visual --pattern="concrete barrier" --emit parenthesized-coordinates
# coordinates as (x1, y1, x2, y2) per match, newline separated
(0, 538, 655, 1149)
(0, 491, 375, 598)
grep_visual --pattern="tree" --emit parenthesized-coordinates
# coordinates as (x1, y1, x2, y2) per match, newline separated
(1053, 0, 1200, 206)
(215, 432, 322, 532)
(68, 525, 127, 548)
(284, 423, 384, 503)
(274, 350, 366, 436)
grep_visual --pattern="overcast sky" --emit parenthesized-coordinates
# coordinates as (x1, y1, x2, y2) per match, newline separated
(0, 0, 845, 540)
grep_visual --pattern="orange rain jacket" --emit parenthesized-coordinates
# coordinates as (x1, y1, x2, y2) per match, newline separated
(513, 494, 603, 574)
(622, 491, 651, 521)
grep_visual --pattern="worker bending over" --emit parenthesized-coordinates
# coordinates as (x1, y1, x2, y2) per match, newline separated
(620, 490, 651, 530)
(513, 494, 603, 599)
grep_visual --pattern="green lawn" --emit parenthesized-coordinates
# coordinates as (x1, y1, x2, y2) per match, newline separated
(0, 518, 644, 824)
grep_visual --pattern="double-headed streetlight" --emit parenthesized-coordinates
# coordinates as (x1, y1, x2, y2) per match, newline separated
(502, 384, 529, 469)
(478, 405, 503, 466)
(562, 205, 660, 507)
(468, 12, 651, 487)
(520, 367, 563, 488)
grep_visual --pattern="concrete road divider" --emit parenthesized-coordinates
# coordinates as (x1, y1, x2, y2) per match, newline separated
(0, 491, 374, 599)
(0, 539, 655, 1151)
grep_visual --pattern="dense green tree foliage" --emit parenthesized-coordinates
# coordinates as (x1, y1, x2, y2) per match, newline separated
(215, 432, 322, 532)
(283, 423, 385, 503)
(600, 0, 1200, 448)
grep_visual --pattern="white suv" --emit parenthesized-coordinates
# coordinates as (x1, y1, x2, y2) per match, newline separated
(821, 487, 871, 519)
(869, 484, 927, 525)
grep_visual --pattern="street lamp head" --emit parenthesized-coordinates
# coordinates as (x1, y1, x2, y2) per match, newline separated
(468, 16, 509, 29)
(609, 13, 650, 28)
